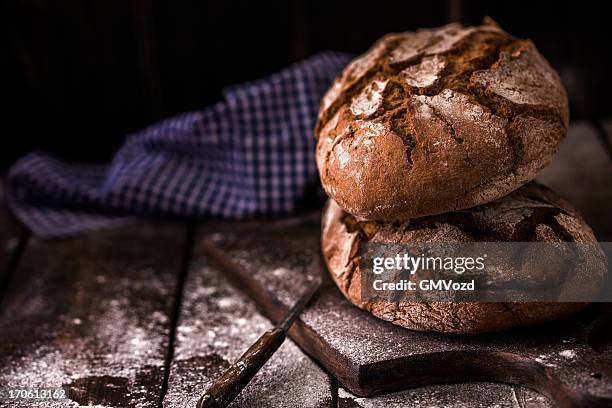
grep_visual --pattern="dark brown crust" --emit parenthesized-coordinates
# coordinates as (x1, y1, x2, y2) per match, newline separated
(321, 183, 606, 333)
(316, 20, 569, 220)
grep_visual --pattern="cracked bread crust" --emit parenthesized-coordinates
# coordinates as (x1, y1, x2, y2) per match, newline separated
(315, 19, 569, 220)
(321, 183, 606, 333)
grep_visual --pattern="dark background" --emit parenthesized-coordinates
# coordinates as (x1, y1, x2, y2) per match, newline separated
(2, 0, 610, 170)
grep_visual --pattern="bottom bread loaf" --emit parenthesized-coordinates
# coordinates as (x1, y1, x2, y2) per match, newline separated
(321, 183, 607, 333)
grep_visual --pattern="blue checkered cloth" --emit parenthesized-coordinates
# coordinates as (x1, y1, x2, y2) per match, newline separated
(7, 52, 351, 238)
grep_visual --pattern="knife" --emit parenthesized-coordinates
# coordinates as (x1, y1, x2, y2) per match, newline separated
(197, 278, 321, 408)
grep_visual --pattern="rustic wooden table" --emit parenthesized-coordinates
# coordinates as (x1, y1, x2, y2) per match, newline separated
(0, 120, 611, 408)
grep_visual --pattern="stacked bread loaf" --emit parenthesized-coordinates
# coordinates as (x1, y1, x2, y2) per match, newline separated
(316, 19, 606, 333)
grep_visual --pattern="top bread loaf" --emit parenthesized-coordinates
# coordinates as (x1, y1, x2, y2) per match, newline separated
(315, 19, 569, 220)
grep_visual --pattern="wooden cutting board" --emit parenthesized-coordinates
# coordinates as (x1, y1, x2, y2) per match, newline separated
(197, 123, 612, 407)
(199, 215, 612, 408)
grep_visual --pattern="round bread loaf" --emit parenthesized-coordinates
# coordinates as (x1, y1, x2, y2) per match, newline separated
(321, 183, 606, 333)
(316, 19, 569, 220)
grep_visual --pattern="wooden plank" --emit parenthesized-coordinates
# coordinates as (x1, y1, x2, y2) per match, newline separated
(0, 223, 186, 407)
(338, 383, 551, 408)
(538, 121, 612, 240)
(162, 225, 333, 408)
(132, 0, 163, 119)
(200, 216, 612, 406)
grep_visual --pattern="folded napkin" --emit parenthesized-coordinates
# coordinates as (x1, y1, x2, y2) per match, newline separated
(8, 52, 350, 238)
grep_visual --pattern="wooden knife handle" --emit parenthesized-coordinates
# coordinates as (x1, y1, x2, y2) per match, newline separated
(197, 327, 286, 408)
